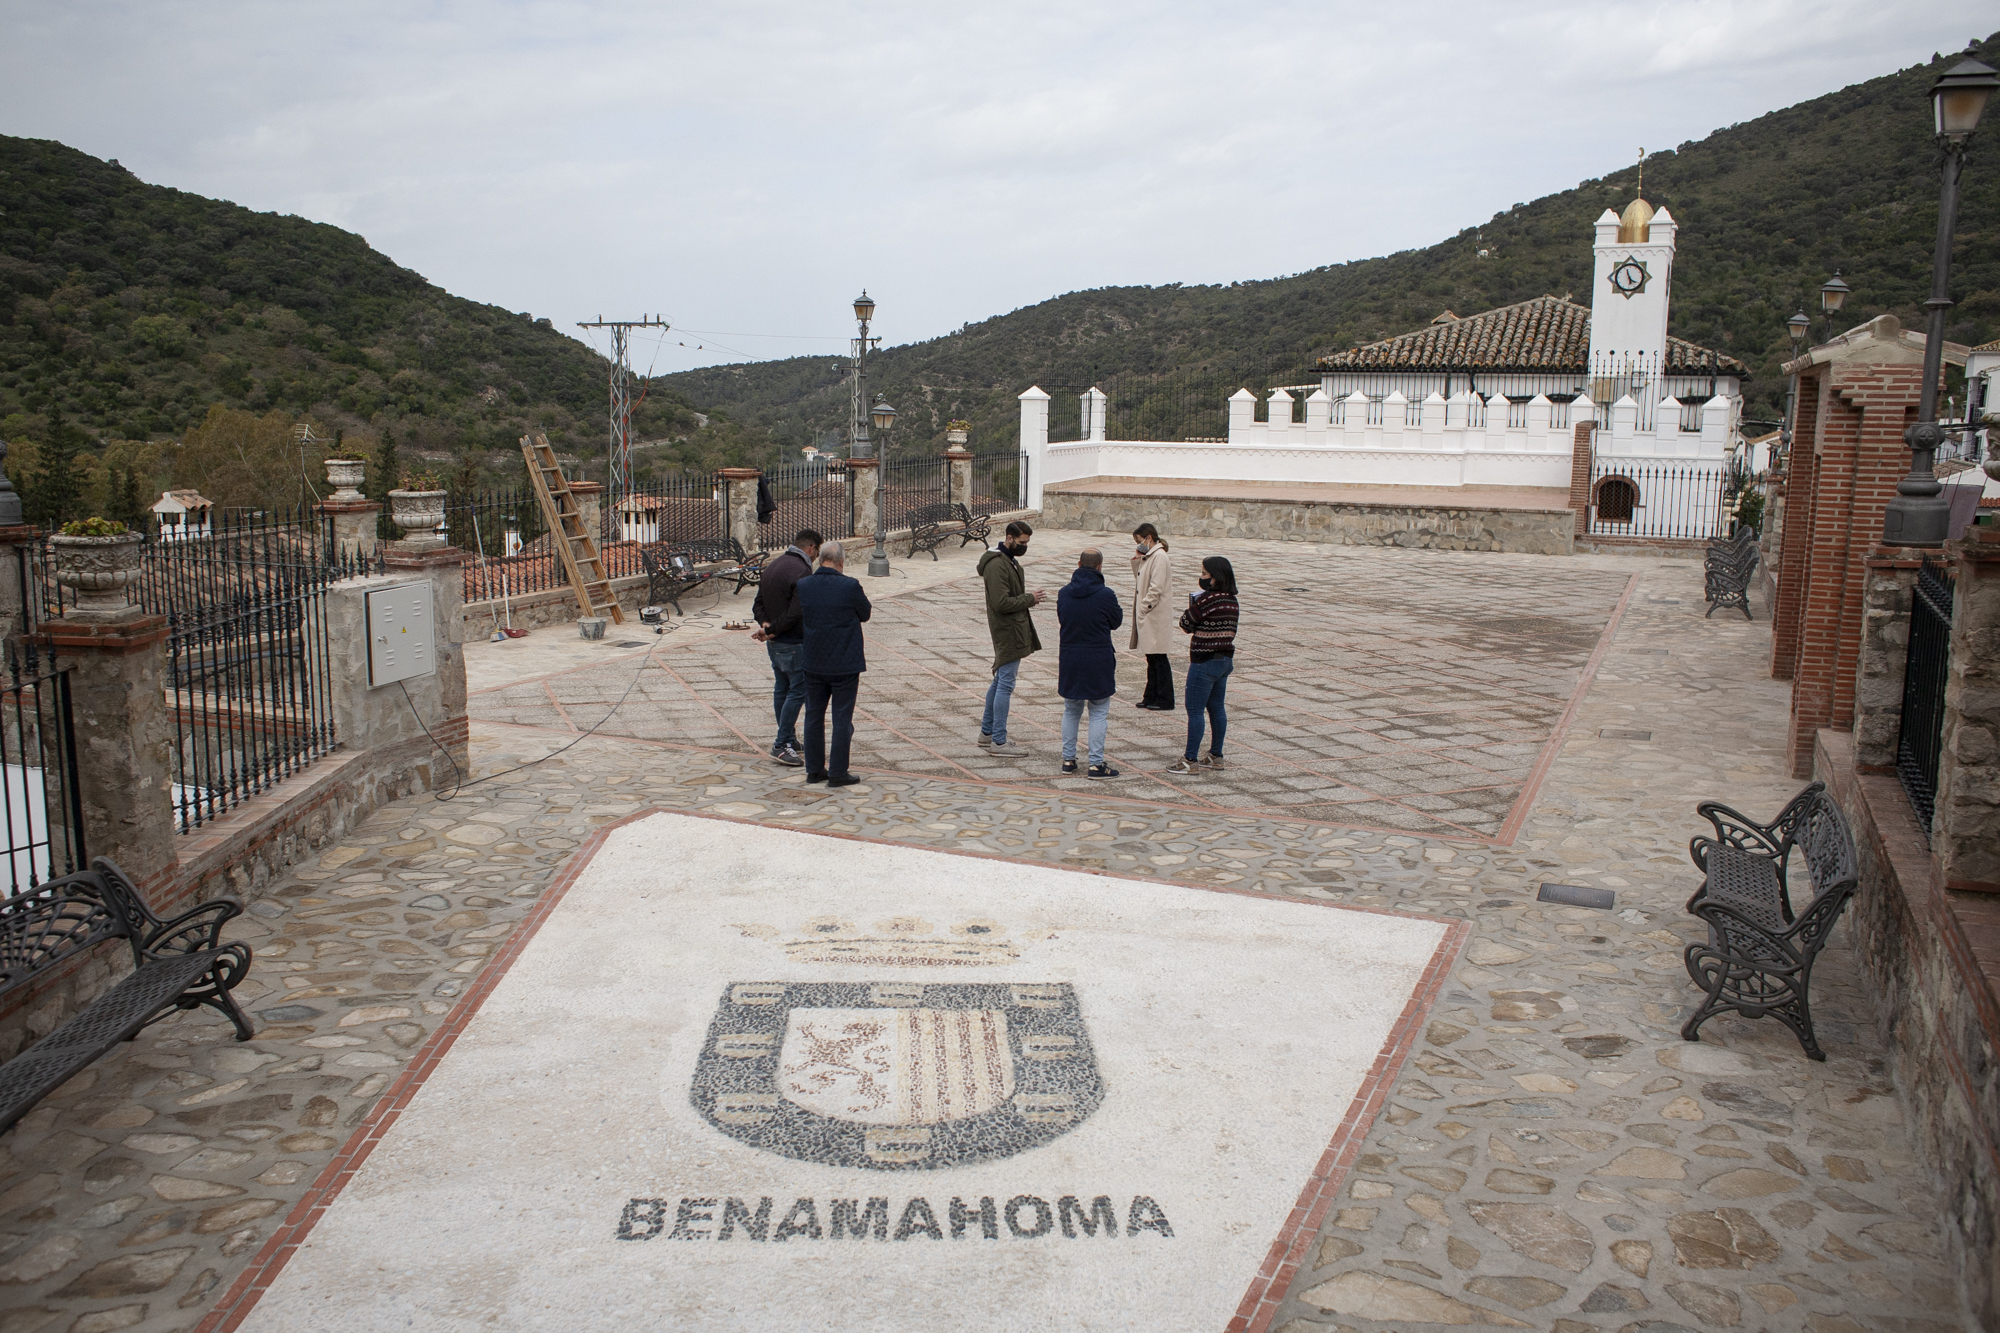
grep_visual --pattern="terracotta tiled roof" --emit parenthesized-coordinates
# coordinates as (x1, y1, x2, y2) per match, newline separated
(1971, 337, 2000, 353)
(1315, 296, 1749, 375)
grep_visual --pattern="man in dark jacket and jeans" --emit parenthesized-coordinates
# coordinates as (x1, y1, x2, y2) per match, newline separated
(795, 540, 870, 788)
(977, 520, 1044, 757)
(1056, 548, 1123, 778)
(750, 528, 821, 767)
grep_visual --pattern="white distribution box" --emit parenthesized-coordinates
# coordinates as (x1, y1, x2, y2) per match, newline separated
(366, 582, 435, 686)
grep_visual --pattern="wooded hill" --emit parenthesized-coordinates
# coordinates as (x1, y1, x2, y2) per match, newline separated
(662, 34, 2000, 451)
(0, 136, 784, 518)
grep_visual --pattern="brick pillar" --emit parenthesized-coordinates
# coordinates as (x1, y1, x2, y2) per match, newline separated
(848, 458, 880, 538)
(719, 467, 762, 553)
(37, 603, 177, 898)
(1567, 423, 1594, 537)
(1937, 525, 2000, 893)
(1783, 363, 1927, 777)
(319, 498, 382, 562)
(1853, 546, 1932, 771)
(570, 481, 604, 543)
(1772, 370, 1824, 682)
(945, 448, 973, 509)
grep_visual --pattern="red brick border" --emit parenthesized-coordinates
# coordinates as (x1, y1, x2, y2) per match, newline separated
(199, 807, 1469, 1332)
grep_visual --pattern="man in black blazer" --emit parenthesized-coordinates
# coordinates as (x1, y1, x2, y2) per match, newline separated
(795, 540, 872, 787)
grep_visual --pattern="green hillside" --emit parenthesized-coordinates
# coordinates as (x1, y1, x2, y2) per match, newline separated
(663, 35, 2000, 450)
(0, 137, 779, 517)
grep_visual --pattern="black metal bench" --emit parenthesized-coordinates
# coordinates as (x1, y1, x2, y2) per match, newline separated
(641, 538, 768, 615)
(1704, 528, 1758, 620)
(906, 503, 993, 560)
(2, 858, 254, 1135)
(1680, 781, 1857, 1061)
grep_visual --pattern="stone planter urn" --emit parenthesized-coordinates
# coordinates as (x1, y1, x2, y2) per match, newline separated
(51, 530, 144, 618)
(325, 458, 367, 502)
(387, 489, 448, 547)
(946, 428, 969, 447)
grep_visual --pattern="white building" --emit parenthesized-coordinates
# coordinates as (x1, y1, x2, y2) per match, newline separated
(151, 489, 213, 540)
(1966, 336, 1999, 462)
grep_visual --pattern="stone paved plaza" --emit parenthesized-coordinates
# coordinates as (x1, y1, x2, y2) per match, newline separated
(0, 536, 1967, 1333)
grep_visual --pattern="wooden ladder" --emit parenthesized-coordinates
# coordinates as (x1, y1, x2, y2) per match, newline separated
(520, 434, 623, 624)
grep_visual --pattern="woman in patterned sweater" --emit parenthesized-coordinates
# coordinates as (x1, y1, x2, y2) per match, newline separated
(1167, 556, 1239, 775)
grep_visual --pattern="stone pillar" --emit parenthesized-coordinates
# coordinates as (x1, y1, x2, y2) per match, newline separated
(719, 468, 762, 552)
(37, 605, 177, 899)
(1852, 546, 1931, 771)
(319, 498, 382, 562)
(1937, 525, 2000, 893)
(570, 480, 604, 543)
(848, 459, 880, 538)
(1568, 422, 1595, 537)
(944, 449, 973, 509)
(324, 545, 469, 790)
(1018, 387, 1049, 512)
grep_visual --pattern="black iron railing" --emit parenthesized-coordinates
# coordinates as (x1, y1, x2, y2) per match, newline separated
(968, 451, 1028, 512)
(1586, 460, 1734, 540)
(759, 459, 853, 545)
(878, 456, 948, 532)
(1897, 557, 1955, 836)
(140, 509, 353, 833)
(0, 643, 86, 895)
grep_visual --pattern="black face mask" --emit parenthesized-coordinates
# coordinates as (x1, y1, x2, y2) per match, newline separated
(1005, 540, 1026, 556)
(1198, 576, 1213, 591)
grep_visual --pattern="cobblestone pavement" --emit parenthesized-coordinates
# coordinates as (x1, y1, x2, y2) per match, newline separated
(467, 538, 1636, 840)
(0, 540, 1965, 1333)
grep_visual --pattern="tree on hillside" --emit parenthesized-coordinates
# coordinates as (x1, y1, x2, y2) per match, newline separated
(173, 404, 320, 513)
(372, 428, 400, 500)
(25, 407, 88, 528)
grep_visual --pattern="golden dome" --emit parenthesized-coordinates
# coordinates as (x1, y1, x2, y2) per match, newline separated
(1617, 197, 1655, 244)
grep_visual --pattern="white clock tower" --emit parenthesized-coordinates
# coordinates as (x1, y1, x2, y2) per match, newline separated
(1586, 196, 1676, 373)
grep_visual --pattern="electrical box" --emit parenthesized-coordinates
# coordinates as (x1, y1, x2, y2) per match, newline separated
(367, 582, 436, 686)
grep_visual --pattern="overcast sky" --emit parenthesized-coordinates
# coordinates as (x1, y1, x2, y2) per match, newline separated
(2, 2, 1991, 371)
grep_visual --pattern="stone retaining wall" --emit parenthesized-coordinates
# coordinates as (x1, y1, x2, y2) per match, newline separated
(1816, 728, 2000, 1328)
(1041, 487, 1575, 555)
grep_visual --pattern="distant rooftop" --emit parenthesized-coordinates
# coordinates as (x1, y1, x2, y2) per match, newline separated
(1316, 296, 1748, 376)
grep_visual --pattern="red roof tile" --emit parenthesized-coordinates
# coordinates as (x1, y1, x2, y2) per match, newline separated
(1316, 296, 1748, 375)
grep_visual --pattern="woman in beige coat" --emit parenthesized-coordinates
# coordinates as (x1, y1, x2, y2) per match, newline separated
(1129, 523, 1175, 709)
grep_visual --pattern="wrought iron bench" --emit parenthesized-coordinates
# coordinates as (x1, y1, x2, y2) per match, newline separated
(2, 858, 254, 1135)
(906, 503, 992, 560)
(1680, 782, 1857, 1061)
(1704, 538, 1758, 620)
(641, 539, 767, 615)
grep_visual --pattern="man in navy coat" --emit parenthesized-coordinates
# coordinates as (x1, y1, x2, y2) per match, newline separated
(1056, 548, 1123, 779)
(795, 540, 871, 787)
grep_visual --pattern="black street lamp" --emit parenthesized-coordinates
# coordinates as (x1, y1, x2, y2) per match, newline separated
(1818, 271, 1850, 342)
(866, 396, 897, 577)
(1884, 54, 2000, 546)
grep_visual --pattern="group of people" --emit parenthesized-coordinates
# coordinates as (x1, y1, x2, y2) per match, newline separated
(748, 522, 1239, 784)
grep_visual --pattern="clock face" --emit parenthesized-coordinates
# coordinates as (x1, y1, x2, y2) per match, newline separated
(1609, 256, 1651, 298)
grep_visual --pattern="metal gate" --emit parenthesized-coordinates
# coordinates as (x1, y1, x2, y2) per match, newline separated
(1, 644, 87, 894)
(1897, 557, 1955, 834)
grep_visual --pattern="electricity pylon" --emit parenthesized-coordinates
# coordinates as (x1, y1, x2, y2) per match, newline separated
(576, 315, 669, 525)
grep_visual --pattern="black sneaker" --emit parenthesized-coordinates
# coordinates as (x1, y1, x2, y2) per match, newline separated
(773, 745, 805, 768)
(1087, 763, 1120, 779)
(1061, 759, 1079, 775)
(805, 772, 828, 784)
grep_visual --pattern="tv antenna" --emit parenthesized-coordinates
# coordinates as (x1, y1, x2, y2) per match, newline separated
(577, 315, 670, 521)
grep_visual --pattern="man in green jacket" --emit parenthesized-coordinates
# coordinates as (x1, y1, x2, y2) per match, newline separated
(977, 521, 1045, 756)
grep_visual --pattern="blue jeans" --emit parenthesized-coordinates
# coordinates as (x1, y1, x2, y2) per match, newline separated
(1062, 697, 1111, 765)
(981, 659, 1020, 744)
(1183, 656, 1233, 761)
(767, 640, 808, 749)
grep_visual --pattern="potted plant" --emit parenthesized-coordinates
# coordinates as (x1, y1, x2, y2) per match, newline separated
(325, 456, 367, 502)
(387, 470, 447, 545)
(51, 517, 143, 614)
(946, 420, 971, 447)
